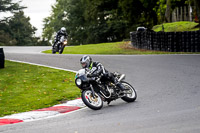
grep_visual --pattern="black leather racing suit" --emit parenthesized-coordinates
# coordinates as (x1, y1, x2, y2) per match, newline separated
(53, 30, 68, 47)
(86, 62, 125, 91)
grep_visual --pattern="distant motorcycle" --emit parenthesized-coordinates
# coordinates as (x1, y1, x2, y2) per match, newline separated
(75, 69, 137, 110)
(52, 36, 67, 54)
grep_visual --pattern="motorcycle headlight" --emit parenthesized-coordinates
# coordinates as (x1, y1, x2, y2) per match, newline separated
(64, 41, 67, 45)
(76, 78, 82, 86)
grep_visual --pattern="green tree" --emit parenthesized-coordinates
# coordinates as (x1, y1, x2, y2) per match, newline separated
(0, 1, 40, 46)
(0, 0, 23, 12)
(0, 29, 17, 46)
(43, 0, 196, 45)
(42, 0, 69, 44)
(165, 0, 171, 22)
(83, 0, 120, 43)
(0, 0, 25, 21)
(8, 11, 37, 46)
(43, 0, 128, 45)
(0, 17, 17, 45)
(119, 0, 148, 31)
(63, 0, 87, 45)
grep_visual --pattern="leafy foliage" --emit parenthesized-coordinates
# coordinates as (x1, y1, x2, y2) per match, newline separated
(43, 0, 130, 45)
(8, 11, 38, 46)
(0, 0, 25, 13)
(43, 0, 194, 45)
(0, 0, 50, 46)
(1, 0, 199, 46)
(0, 11, 39, 46)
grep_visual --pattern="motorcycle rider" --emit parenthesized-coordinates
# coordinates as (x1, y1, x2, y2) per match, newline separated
(80, 55, 127, 93)
(52, 27, 68, 49)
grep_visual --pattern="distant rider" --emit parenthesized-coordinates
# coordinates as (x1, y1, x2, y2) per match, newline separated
(53, 27, 68, 48)
(80, 55, 127, 93)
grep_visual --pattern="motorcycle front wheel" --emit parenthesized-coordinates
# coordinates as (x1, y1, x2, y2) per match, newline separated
(59, 45, 65, 54)
(121, 81, 137, 102)
(81, 90, 103, 110)
(52, 47, 56, 54)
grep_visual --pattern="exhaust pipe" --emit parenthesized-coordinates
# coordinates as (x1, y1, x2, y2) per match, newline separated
(118, 74, 125, 82)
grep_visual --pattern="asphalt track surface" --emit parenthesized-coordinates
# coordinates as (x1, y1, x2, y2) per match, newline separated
(1, 46, 200, 133)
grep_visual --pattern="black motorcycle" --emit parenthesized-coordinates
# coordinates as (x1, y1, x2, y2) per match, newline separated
(75, 69, 137, 110)
(52, 36, 67, 54)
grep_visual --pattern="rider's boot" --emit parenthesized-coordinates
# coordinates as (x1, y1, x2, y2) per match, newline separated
(107, 100, 112, 105)
(111, 74, 128, 93)
(116, 82, 129, 93)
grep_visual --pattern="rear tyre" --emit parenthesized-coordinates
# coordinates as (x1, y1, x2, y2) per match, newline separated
(121, 81, 137, 102)
(81, 90, 103, 110)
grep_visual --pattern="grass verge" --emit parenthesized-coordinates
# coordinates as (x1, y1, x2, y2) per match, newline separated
(0, 60, 80, 117)
(43, 41, 200, 55)
(152, 21, 200, 32)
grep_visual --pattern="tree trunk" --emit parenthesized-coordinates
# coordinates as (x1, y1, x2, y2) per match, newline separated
(194, 0, 200, 21)
(165, 0, 171, 22)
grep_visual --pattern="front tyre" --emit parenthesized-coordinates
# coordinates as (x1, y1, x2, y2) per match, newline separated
(59, 45, 65, 54)
(52, 47, 56, 54)
(121, 81, 137, 102)
(81, 90, 103, 110)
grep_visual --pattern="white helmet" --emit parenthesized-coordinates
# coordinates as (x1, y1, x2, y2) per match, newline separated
(80, 55, 92, 68)
(61, 27, 66, 33)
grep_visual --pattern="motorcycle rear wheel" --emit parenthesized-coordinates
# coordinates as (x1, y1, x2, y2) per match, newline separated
(121, 81, 137, 102)
(81, 90, 103, 110)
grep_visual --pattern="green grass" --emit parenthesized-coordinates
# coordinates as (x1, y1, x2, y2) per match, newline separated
(44, 42, 128, 54)
(0, 60, 80, 117)
(43, 41, 200, 55)
(152, 21, 200, 32)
